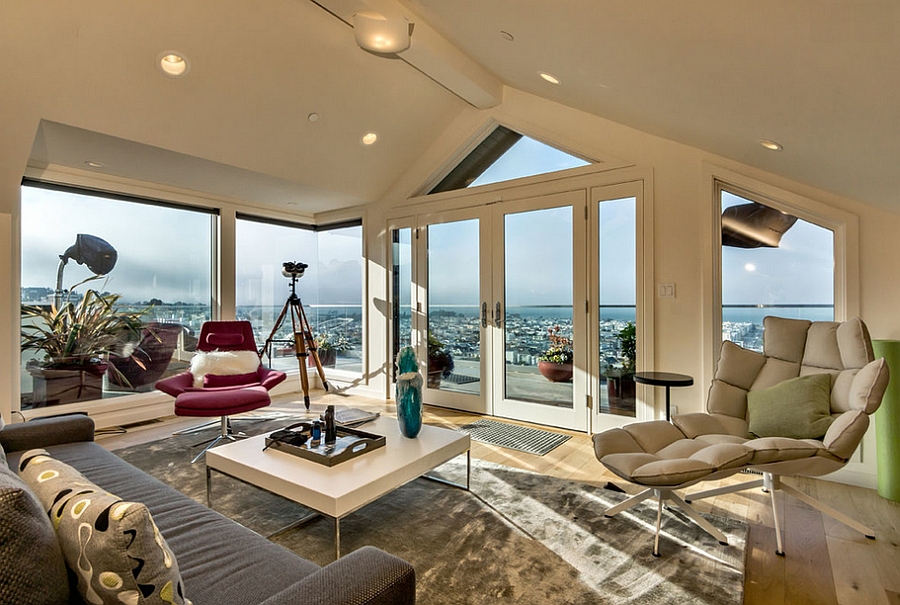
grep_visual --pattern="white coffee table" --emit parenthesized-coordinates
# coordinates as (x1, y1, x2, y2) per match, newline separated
(205, 416, 470, 559)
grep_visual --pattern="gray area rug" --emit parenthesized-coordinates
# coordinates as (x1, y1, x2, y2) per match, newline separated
(115, 419, 746, 604)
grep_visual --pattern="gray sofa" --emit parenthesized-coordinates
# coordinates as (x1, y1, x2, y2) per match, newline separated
(1, 415, 416, 605)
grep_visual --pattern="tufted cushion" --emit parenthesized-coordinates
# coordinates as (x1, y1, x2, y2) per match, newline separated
(763, 316, 812, 363)
(747, 373, 835, 439)
(837, 317, 874, 369)
(189, 350, 260, 388)
(18, 450, 191, 605)
(744, 437, 820, 465)
(0, 463, 70, 605)
(715, 341, 766, 389)
(823, 410, 870, 459)
(848, 358, 890, 414)
(801, 322, 843, 370)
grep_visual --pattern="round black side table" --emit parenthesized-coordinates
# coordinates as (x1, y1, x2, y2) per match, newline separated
(634, 371, 694, 421)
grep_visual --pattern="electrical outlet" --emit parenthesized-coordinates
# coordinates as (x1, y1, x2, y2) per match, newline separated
(657, 283, 675, 298)
(671, 405, 679, 416)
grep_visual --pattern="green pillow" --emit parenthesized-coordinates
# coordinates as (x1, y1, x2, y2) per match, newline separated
(747, 373, 835, 439)
(18, 450, 191, 605)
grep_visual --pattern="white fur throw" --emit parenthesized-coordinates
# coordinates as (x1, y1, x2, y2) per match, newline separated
(190, 350, 260, 388)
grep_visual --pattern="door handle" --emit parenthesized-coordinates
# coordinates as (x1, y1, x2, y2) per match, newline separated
(481, 302, 488, 328)
(495, 302, 503, 328)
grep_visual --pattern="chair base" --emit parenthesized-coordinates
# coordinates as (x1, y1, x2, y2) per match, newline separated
(604, 487, 728, 556)
(685, 472, 876, 556)
(190, 416, 248, 464)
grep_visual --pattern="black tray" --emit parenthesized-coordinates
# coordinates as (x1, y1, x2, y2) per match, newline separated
(264, 425, 385, 467)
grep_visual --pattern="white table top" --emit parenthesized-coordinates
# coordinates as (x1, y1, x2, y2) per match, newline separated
(205, 416, 470, 518)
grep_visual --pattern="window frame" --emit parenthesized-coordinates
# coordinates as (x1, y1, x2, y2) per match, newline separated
(704, 165, 859, 385)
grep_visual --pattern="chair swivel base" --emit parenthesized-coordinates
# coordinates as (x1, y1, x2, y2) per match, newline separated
(191, 417, 247, 464)
(685, 472, 876, 556)
(604, 487, 728, 557)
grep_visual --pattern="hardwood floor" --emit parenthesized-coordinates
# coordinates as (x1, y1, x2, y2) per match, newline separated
(97, 391, 900, 605)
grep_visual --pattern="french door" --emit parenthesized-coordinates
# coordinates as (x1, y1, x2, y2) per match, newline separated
(490, 191, 588, 430)
(389, 180, 649, 432)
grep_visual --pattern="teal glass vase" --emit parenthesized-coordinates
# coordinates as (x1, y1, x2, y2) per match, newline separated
(395, 346, 423, 438)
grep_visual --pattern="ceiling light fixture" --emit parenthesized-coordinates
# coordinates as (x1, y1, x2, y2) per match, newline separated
(759, 139, 783, 151)
(157, 51, 190, 77)
(539, 72, 560, 85)
(361, 132, 378, 146)
(353, 12, 412, 54)
(500, 31, 515, 42)
(308, 113, 320, 122)
(84, 161, 104, 169)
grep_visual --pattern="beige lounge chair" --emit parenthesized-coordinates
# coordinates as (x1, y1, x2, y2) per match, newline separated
(593, 316, 889, 556)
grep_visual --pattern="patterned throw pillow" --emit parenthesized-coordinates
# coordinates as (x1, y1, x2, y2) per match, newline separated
(18, 449, 191, 605)
(0, 463, 70, 605)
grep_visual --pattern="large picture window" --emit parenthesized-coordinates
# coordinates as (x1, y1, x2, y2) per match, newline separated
(20, 182, 214, 409)
(720, 187, 834, 351)
(236, 216, 363, 374)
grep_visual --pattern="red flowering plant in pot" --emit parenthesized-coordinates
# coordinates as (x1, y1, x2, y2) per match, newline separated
(537, 326, 573, 382)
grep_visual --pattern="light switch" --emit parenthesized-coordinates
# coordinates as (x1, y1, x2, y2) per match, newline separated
(657, 283, 675, 298)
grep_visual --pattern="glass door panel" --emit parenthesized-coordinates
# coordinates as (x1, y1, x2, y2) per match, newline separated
(503, 206, 574, 408)
(423, 214, 489, 414)
(492, 190, 587, 430)
(597, 197, 637, 417)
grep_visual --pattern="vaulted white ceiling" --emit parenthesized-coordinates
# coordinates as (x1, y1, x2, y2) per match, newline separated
(3, 0, 898, 214)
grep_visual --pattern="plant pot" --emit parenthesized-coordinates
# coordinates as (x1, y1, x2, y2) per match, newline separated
(426, 370, 443, 389)
(607, 373, 636, 412)
(309, 349, 336, 368)
(28, 364, 107, 407)
(538, 361, 573, 383)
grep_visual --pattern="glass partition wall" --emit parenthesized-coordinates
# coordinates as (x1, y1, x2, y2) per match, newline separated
(236, 216, 363, 374)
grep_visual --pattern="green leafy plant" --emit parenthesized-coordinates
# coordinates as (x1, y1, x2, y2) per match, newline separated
(21, 288, 148, 371)
(538, 325, 573, 365)
(616, 321, 636, 374)
(427, 332, 454, 378)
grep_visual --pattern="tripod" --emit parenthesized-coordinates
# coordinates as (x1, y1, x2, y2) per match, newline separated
(261, 274, 329, 409)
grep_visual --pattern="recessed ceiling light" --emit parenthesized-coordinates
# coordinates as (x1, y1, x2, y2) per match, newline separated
(84, 161, 104, 169)
(308, 113, 320, 122)
(361, 132, 378, 146)
(157, 51, 190, 77)
(759, 139, 783, 151)
(500, 30, 514, 42)
(539, 72, 560, 85)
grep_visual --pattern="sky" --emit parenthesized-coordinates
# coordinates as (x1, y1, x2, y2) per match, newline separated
(21, 186, 362, 306)
(721, 191, 833, 305)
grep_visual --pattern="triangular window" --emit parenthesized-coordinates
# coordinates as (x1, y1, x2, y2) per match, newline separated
(429, 126, 590, 194)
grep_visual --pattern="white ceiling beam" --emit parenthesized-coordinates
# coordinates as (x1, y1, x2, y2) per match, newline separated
(310, 0, 502, 109)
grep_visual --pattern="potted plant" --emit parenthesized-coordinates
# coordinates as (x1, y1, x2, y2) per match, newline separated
(21, 287, 148, 406)
(607, 322, 636, 410)
(538, 325, 574, 382)
(427, 332, 454, 388)
(311, 332, 351, 368)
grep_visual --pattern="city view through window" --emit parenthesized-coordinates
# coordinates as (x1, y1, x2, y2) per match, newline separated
(19, 185, 363, 410)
